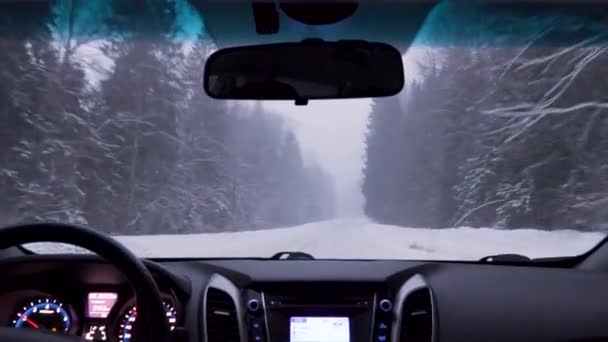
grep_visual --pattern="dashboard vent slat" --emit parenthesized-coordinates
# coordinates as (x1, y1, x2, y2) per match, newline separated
(206, 287, 240, 342)
(400, 288, 433, 342)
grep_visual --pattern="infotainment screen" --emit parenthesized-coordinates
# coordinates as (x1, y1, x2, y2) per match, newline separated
(290, 317, 350, 342)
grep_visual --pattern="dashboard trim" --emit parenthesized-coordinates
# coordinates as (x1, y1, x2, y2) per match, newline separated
(391, 274, 435, 342)
(261, 291, 271, 342)
(203, 273, 247, 342)
(369, 292, 377, 342)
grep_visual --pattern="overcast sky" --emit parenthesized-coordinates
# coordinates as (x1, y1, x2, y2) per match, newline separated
(266, 48, 428, 218)
(266, 99, 371, 217)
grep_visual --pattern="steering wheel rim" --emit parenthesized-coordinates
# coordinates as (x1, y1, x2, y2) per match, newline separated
(0, 222, 169, 342)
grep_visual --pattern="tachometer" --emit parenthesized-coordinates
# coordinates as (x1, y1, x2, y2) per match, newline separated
(117, 302, 176, 342)
(12, 297, 72, 333)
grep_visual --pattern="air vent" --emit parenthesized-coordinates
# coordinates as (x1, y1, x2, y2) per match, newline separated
(206, 287, 240, 342)
(400, 288, 433, 342)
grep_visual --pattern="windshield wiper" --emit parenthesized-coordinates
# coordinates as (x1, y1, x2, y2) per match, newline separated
(270, 251, 315, 260)
(479, 253, 532, 263)
(479, 253, 577, 266)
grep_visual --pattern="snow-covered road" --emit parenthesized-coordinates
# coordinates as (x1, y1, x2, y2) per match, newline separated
(26, 218, 606, 260)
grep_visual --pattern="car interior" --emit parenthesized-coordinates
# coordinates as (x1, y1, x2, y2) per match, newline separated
(2, 0, 608, 342)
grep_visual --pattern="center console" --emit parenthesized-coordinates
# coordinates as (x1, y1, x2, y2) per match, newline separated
(245, 283, 394, 342)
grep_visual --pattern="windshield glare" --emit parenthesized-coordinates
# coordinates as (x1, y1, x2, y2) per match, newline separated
(3, 1, 608, 259)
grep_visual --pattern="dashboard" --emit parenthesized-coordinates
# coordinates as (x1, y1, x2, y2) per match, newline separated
(1, 254, 608, 342)
(0, 258, 185, 342)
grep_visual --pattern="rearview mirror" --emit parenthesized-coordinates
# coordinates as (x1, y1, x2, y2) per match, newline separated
(204, 40, 404, 105)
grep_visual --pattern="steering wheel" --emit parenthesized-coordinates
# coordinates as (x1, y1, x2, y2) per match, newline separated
(0, 223, 169, 342)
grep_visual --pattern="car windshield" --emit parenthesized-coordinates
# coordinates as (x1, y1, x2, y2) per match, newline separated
(3, 0, 608, 259)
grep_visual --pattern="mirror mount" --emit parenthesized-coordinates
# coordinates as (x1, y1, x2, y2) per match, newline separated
(252, 2, 279, 35)
(295, 97, 309, 106)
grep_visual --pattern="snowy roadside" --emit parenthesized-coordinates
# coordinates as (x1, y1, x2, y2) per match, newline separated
(23, 218, 605, 260)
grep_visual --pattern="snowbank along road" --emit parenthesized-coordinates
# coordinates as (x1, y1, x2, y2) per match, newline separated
(25, 218, 605, 260)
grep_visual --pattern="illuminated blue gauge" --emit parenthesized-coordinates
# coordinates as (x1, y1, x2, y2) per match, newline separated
(12, 298, 72, 333)
(117, 301, 177, 342)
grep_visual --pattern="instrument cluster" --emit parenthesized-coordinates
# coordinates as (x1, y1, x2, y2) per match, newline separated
(1, 290, 179, 342)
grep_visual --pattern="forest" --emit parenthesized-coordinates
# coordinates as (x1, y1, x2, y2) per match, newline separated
(0, 1, 335, 235)
(363, 3, 608, 231)
(5, 0, 608, 235)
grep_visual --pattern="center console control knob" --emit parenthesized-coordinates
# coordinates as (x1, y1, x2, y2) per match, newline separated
(247, 299, 261, 313)
(379, 299, 392, 312)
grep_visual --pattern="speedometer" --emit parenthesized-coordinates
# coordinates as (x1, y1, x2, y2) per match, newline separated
(12, 297, 72, 333)
(117, 302, 177, 342)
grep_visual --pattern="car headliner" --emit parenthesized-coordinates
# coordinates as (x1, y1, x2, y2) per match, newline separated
(189, 0, 608, 51)
(189, 1, 435, 50)
(4, 1, 608, 51)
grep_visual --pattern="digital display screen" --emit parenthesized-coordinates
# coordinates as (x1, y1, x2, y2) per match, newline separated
(86, 292, 118, 318)
(290, 317, 350, 342)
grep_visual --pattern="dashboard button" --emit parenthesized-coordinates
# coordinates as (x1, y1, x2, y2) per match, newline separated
(378, 322, 388, 330)
(250, 319, 263, 331)
(247, 299, 261, 313)
(252, 335, 265, 342)
(379, 299, 392, 312)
